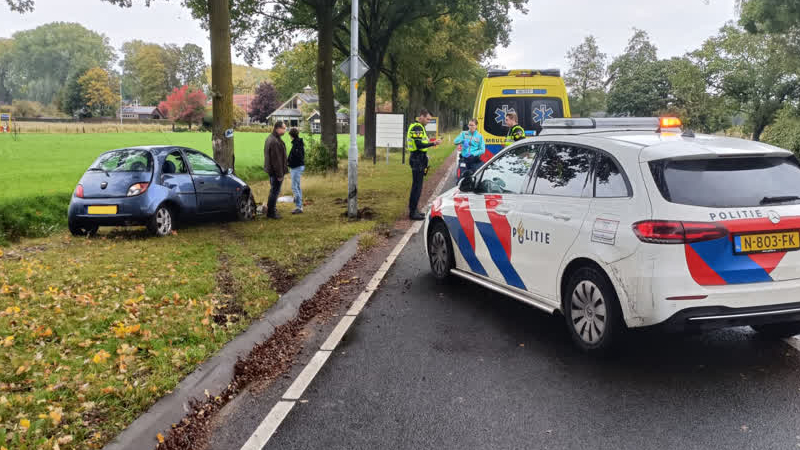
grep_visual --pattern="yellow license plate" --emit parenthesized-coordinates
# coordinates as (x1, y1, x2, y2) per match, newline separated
(87, 205, 117, 215)
(734, 231, 800, 254)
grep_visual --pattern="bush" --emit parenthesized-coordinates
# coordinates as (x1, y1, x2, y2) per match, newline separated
(304, 138, 336, 173)
(762, 107, 800, 154)
(0, 193, 71, 245)
(11, 99, 46, 118)
(236, 124, 271, 133)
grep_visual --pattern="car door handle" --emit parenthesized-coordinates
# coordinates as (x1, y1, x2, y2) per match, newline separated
(553, 213, 571, 221)
(199, 181, 205, 184)
(495, 205, 512, 215)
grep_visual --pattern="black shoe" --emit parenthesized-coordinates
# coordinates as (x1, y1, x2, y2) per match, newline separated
(409, 211, 425, 221)
(267, 212, 282, 219)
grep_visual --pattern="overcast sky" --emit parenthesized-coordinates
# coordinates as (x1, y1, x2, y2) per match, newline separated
(1, 0, 738, 71)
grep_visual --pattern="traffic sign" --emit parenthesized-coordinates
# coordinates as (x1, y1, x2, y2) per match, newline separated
(339, 56, 370, 80)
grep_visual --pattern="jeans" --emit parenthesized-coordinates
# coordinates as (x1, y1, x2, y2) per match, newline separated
(408, 151, 428, 214)
(267, 175, 283, 216)
(290, 165, 304, 210)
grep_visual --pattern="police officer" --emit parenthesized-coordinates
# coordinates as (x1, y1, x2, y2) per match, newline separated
(407, 109, 442, 221)
(504, 111, 525, 147)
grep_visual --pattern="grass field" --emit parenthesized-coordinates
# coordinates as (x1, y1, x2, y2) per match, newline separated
(0, 143, 452, 449)
(0, 132, 372, 244)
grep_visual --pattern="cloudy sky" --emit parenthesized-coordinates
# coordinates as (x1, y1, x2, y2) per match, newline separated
(1, 0, 738, 71)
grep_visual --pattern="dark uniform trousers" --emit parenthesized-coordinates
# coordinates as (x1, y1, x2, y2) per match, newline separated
(408, 151, 428, 215)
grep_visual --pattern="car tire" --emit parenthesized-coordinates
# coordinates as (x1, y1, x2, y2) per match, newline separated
(751, 321, 800, 338)
(68, 222, 99, 237)
(236, 192, 256, 221)
(428, 221, 455, 280)
(147, 204, 174, 237)
(564, 266, 625, 355)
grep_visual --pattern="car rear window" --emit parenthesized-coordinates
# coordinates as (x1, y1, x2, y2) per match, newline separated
(90, 150, 153, 173)
(649, 156, 800, 207)
(483, 97, 564, 136)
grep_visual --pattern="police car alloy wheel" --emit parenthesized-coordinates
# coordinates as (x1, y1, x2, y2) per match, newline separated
(565, 267, 624, 353)
(428, 222, 455, 280)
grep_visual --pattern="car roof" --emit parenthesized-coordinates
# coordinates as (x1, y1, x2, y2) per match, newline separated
(104, 145, 191, 155)
(530, 130, 792, 162)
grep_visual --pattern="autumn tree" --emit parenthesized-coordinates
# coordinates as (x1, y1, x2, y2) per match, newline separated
(177, 43, 207, 87)
(0, 38, 13, 104)
(271, 41, 320, 100)
(158, 85, 207, 129)
(606, 29, 671, 117)
(78, 67, 119, 116)
(564, 35, 607, 117)
(249, 81, 280, 123)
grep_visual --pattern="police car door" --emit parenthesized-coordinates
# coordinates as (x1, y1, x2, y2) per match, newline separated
(468, 144, 540, 292)
(521, 143, 593, 300)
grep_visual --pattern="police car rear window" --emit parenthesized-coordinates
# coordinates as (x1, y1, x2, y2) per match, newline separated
(649, 156, 800, 207)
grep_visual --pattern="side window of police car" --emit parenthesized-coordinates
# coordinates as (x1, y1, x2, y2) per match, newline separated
(475, 145, 539, 194)
(594, 153, 630, 198)
(532, 144, 593, 197)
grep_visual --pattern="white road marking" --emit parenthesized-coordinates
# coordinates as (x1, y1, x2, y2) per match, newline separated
(239, 159, 457, 450)
(239, 401, 294, 450)
(283, 350, 332, 400)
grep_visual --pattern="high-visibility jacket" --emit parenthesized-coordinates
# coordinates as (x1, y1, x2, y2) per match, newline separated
(504, 124, 526, 147)
(406, 122, 432, 152)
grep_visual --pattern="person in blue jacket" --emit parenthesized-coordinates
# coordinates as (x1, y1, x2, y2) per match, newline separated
(454, 118, 486, 179)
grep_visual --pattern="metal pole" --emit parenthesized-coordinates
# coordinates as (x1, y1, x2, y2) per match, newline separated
(119, 75, 122, 126)
(347, 0, 359, 218)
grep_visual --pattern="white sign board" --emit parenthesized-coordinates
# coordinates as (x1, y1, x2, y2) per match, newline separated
(376, 114, 405, 148)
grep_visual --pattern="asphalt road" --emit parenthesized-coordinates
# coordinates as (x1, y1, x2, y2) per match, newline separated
(211, 178, 800, 450)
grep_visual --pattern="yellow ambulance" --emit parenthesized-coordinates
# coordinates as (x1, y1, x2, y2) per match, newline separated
(472, 69, 571, 161)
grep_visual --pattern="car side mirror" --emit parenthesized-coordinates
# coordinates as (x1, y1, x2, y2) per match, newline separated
(226, 167, 234, 176)
(459, 173, 475, 192)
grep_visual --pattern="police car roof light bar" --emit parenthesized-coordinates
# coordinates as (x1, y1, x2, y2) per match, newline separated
(542, 117, 682, 132)
(487, 68, 561, 78)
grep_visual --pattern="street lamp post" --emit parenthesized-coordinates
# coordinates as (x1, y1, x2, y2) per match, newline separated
(347, 0, 359, 218)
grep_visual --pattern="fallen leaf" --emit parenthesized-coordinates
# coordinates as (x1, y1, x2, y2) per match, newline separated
(50, 408, 63, 425)
(19, 418, 30, 429)
(2, 335, 13, 347)
(157, 433, 165, 443)
(92, 350, 111, 364)
(57, 435, 74, 445)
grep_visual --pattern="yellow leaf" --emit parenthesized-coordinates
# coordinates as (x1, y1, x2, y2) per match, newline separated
(101, 386, 115, 394)
(50, 409, 63, 425)
(2, 335, 13, 347)
(19, 418, 30, 429)
(157, 433, 165, 443)
(15, 364, 28, 375)
(92, 349, 111, 364)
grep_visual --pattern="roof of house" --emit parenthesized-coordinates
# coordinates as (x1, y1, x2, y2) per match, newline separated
(271, 108, 303, 117)
(123, 106, 160, 115)
(336, 112, 349, 121)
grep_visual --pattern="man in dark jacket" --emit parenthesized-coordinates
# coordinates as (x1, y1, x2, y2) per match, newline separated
(264, 121, 289, 219)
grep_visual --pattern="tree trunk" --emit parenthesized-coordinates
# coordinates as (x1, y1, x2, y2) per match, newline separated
(316, 0, 339, 171)
(753, 123, 765, 142)
(209, 0, 235, 171)
(390, 76, 399, 113)
(363, 67, 379, 159)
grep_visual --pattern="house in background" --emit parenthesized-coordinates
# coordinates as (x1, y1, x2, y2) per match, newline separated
(307, 110, 350, 134)
(266, 85, 341, 128)
(119, 105, 165, 120)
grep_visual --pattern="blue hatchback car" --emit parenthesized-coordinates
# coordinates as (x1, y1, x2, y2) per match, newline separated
(68, 146, 256, 237)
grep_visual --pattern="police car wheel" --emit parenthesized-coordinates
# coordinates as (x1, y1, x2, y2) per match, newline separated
(751, 321, 800, 338)
(428, 221, 454, 280)
(564, 267, 624, 355)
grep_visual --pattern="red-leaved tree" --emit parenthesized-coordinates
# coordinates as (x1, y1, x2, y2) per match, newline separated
(249, 81, 280, 124)
(159, 85, 207, 129)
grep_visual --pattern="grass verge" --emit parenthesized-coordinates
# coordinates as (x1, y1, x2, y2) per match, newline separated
(0, 145, 450, 449)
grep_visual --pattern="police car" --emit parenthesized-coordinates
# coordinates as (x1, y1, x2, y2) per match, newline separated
(425, 117, 800, 354)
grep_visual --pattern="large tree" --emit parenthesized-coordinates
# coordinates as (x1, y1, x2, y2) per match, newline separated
(693, 24, 800, 141)
(5, 0, 237, 171)
(78, 67, 120, 116)
(660, 57, 732, 134)
(159, 85, 207, 128)
(564, 35, 607, 117)
(334, 0, 527, 159)
(0, 38, 13, 104)
(177, 43, 208, 87)
(606, 29, 671, 117)
(249, 81, 280, 123)
(271, 40, 320, 100)
(121, 40, 172, 105)
(739, 0, 800, 34)
(4, 22, 115, 105)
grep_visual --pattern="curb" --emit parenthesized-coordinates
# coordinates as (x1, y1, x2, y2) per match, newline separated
(103, 235, 360, 450)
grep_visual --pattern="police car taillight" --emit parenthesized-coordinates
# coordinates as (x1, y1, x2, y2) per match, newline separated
(633, 221, 728, 244)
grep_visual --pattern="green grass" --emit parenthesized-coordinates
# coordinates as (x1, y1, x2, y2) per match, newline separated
(0, 132, 367, 244)
(0, 143, 451, 449)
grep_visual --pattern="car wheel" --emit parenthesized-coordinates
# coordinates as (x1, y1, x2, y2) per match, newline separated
(68, 222, 99, 237)
(751, 321, 800, 338)
(564, 266, 625, 355)
(428, 221, 455, 280)
(237, 192, 256, 221)
(147, 204, 174, 237)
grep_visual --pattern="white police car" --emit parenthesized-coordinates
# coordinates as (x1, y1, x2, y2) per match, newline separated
(425, 117, 800, 354)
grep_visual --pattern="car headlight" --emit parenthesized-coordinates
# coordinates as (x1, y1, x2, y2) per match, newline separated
(127, 183, 149, 196)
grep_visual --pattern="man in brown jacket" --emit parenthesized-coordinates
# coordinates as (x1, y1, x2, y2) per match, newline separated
(264, 121, 289, 219)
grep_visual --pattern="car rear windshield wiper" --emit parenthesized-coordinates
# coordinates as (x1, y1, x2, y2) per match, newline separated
(87, 167, 110, 177)
(760, 195, 800, 205)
